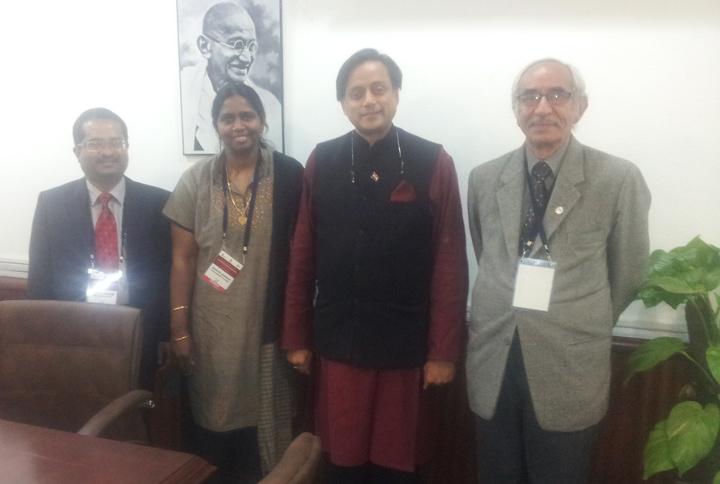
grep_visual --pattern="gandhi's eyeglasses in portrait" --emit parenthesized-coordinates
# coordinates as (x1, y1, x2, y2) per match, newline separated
(205, 34, 258, 54)
(79, 139, 129, 151)
(516, 89, 573, 107)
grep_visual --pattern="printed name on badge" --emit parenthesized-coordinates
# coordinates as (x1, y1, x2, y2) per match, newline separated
(202, 249, 244, 293)
(512, 258, 556, 312)
(86, 268, 124, 305)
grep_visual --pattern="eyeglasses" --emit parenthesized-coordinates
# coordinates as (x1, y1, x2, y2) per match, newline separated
(516, 89, 573, 107)
(205, 34, 258, 55)
(79, 139, 129, 151)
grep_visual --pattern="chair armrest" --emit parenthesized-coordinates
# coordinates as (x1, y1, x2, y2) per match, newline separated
(77, 389, 154, 437)
(259, 432, 322, 484)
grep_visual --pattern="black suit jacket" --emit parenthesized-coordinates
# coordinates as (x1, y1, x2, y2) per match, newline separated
(28, 177, 171, 387)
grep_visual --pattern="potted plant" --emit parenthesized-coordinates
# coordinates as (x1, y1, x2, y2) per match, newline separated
(626, 236, 720, 483)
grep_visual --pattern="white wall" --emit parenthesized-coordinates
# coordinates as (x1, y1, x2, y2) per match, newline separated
(1, 0, 719, 330)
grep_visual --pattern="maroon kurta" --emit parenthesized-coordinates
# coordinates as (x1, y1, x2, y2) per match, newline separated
(282, 130, 468, 470)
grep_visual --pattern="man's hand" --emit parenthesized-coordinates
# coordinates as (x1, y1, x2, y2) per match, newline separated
(287, 349, 312, 375)
(423, 360, 456, 389)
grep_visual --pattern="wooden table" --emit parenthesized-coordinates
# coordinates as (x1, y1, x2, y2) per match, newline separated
(0, 419, 215, 483)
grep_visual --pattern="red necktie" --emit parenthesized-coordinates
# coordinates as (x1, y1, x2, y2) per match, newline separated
(95, 192, 119, 270)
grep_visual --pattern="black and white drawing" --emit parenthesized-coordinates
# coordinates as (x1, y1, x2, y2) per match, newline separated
(177, 0, 283, 155)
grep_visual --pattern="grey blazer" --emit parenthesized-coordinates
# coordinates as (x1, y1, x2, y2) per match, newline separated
(466, 137, 650, 431)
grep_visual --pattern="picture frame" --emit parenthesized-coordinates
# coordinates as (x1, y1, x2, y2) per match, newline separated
(176, 0, 283, 155)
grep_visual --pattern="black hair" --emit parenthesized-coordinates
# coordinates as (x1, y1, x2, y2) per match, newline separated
(72, 107, 128, 145)
(211, 82, 267, 132)
(336, 48, 402, 101)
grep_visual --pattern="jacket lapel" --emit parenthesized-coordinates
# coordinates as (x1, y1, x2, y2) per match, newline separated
(123, 177, 142, 257)
(496, 149, 525, 259)
(544, 137, 585, 241)
(68, 178, 95, 257)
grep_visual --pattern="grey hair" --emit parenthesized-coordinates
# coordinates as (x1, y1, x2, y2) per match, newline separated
(511, 58, 587, 111)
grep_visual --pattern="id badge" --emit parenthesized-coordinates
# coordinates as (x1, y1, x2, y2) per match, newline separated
(86, 267, 124, 305)
(512, 257, 557, 312)
(202, 248, 243, 293)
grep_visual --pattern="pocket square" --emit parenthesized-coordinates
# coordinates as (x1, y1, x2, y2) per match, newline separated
(390, 180, 417, 202)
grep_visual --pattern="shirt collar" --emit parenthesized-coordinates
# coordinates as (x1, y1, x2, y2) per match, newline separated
(352, 125, 397, 151)
(524, 137, 571, 175)
(86, 177, 126, 205)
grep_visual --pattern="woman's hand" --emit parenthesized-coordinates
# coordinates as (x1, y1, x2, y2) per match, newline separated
(172, 334, 194, 375)
(169, 223, 199, 376)
(287, 349, 312, 375)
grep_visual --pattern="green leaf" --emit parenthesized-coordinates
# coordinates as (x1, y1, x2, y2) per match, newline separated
(647, 249, 673, 274)
(708, 346, 720, 384)
(626, 337, 686, 383)
(705, 268, 720, 292)
(637, 285, 688, 309)
(652, 275, 705, 295)
(643, 419, 675, 479)
(713, 470, 720, 484)
(666, 401, 720, 475)
(636, 237, 720, 309)
(682, 237, 718, 262)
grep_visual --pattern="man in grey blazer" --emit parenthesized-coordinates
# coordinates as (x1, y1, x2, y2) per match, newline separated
(466, 58, 651, 482)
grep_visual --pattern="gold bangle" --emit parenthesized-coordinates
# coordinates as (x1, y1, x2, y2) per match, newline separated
(171, 305, 189, 312)
(173, 334, 191, 342)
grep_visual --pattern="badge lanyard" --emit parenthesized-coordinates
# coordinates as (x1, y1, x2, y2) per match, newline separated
(87, 214, 126, 305)
(89, 213, 127, 269)
(202, 155, 262, 293)
(221, 154, 262, 262)
(514, 162, 558, 312)
(521, 163, 554, 259)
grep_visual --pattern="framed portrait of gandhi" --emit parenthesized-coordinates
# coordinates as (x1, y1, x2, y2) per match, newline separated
(177, 0, 284, 155)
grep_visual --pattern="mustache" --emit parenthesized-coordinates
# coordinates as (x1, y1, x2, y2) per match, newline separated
(227, 55, 253, 66)
(528, 118, 561, 128)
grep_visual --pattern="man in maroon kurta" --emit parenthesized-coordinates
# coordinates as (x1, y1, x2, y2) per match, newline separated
(281, 48, 468, 484)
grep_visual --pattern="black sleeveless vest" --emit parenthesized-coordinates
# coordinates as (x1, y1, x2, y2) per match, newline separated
(311, 128, 441, 369)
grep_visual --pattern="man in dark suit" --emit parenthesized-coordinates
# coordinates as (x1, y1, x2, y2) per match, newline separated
(28, 107, 171, 389)
(466, 59, 651, 482)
